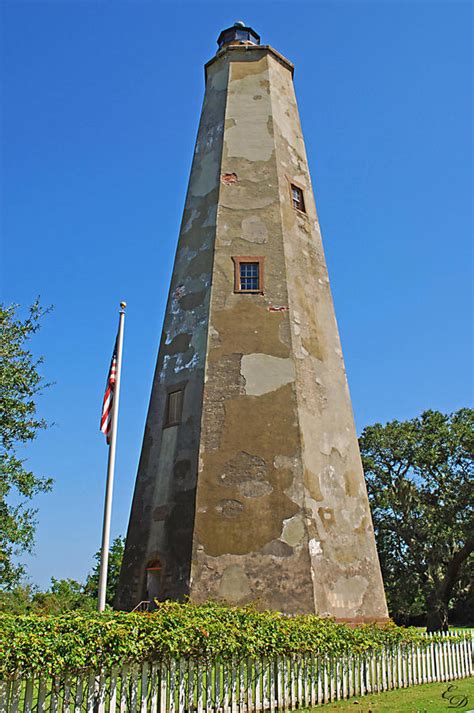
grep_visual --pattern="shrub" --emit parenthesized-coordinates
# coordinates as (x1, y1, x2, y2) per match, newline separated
(0, 601, 459, 679)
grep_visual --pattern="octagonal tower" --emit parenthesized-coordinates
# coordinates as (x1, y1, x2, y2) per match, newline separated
(116, 24, 388, 622)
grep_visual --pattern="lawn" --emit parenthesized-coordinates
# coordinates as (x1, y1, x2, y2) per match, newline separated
(311, 677, 474, 712)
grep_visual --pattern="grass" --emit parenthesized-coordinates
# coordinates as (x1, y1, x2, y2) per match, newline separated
(313, 677, 474, 712)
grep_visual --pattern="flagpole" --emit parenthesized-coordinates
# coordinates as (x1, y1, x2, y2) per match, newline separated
(98, 301, 126, 612)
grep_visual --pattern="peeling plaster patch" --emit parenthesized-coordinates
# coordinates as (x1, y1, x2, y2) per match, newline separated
(179, 290, 207, 311)
(209, 66, 228, 92)
(183, 209, 199, 233)
(226, 68, 274, 161)
(241, 215, 268, 244)
(202, 206, 217, 228)
(241, 354, 295, 396)
(221, 451, 267, 484)
(215, 499, 244, 518)
(239, 480, 273, 498)
(159, 354, 171, 382)
(281, 514, 305, 547)
(308, 538, 322, 556)
(191, 153, 220, 197)
(327, 575, 368, 611)
(218, 565, 251, 602)
(220, 188, 275, 211)
(262, 539, 293, 557)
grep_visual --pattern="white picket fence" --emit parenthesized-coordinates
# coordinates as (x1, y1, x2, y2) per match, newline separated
(1, 633, 472, 713)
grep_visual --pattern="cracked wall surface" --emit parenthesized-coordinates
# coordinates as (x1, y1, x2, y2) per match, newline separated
(117, 41, 388, 620)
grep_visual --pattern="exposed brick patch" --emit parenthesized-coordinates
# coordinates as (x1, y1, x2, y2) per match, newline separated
(268, 306, 289, 312)
(221, 172, 238, 185)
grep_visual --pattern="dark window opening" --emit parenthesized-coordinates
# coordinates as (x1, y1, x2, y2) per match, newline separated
(291, 184, 305, 212)
(165, 389, 184, 426)
(240, 262, 260, 291)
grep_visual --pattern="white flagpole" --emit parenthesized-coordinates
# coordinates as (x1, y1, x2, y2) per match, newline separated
(98, 301, 126, 612)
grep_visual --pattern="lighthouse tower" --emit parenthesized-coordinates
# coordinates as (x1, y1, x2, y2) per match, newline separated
(117, 23, 388, 621)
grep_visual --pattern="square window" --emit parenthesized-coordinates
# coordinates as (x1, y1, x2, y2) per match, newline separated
(291, 184, 305, 212)
(165, 389, 184, 426)
(232, 257, 264, 293)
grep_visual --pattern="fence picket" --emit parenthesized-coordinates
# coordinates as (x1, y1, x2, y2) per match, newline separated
(269, 658, 276, 713)
(168, 660, 176, 713)
(329, 656, 336, 703)
(320, 657, 327, 703)
(139, 663, 148, 713)
(221, 661, 229, 713)
(97, 670, 107, 713)
(159, 663, 167, 713)
(253, 660, 260, 713)
(178, 660, 185, 713)
(455, 640, 462, 680)
(109, 668, 118, 713)
(308, 655, 313, 707)
(282, 657, 289, 713)
(205, 662, 212, 713)
(237, 661, 244, 713)
(458, 640, 466, 679)
(305, 655, 311, 708)
(23, 678, 33, 713)
(9, 679, 20, 713)
(73, 676, 83, 713)
(86, 673, 95, 713)
(186, 661, 194, 713)
(148, 664, 158, 713)
(462, 637, 471, 677)
(215, 660, 222, 713)
(0, 680, 9, 713)
(230, 659, 237, 713)
(275, 656, 284, 710)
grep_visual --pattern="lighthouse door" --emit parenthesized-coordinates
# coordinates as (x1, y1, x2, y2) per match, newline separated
(146, 560, 162, 606)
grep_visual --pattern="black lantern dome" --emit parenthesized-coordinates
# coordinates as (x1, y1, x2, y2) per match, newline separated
(217, 22, 260, 50)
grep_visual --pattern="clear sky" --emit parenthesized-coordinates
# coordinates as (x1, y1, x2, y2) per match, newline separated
(1, 0, 472, 590)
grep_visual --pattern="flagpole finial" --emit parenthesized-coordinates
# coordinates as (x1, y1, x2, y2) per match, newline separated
(120, 301, 127, 312)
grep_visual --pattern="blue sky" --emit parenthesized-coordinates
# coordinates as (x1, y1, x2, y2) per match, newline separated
(1, 0, 472, 589)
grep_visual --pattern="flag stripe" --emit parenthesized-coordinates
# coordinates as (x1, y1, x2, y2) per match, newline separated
(100, 343, 118, 445)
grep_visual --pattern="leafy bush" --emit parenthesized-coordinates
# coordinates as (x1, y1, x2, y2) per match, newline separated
(0, 601, 451, 679)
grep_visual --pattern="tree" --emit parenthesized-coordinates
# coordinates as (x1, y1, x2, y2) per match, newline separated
(32, 578, 95, 614)
(0, 301, 53, 588)
(360, 409, 473, 631)
(84, 536, 125, 607)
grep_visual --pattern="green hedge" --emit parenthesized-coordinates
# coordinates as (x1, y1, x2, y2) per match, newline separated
(0, 601, 452, 679)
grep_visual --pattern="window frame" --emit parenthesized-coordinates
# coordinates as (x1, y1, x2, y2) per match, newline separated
(232, 256, 265, 294)
(164, 386, 185, 427)
(289, 180, 306, 214)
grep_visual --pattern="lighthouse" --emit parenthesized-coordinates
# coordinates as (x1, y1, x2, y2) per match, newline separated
(117, 23, 388, 621)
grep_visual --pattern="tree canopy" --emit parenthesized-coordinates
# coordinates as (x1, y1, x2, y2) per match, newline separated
(0, 301, 53, 588)
(360, 408, 473, 631)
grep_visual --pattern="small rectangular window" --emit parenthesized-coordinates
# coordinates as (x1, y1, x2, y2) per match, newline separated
(165, 389, 183, 426)
(291, 184, 305, 212)
(232, 256, 265, 294)
(240, 262, 259, 291)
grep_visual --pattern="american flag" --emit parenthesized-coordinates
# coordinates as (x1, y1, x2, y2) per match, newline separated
(100, 342, 117, 444)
